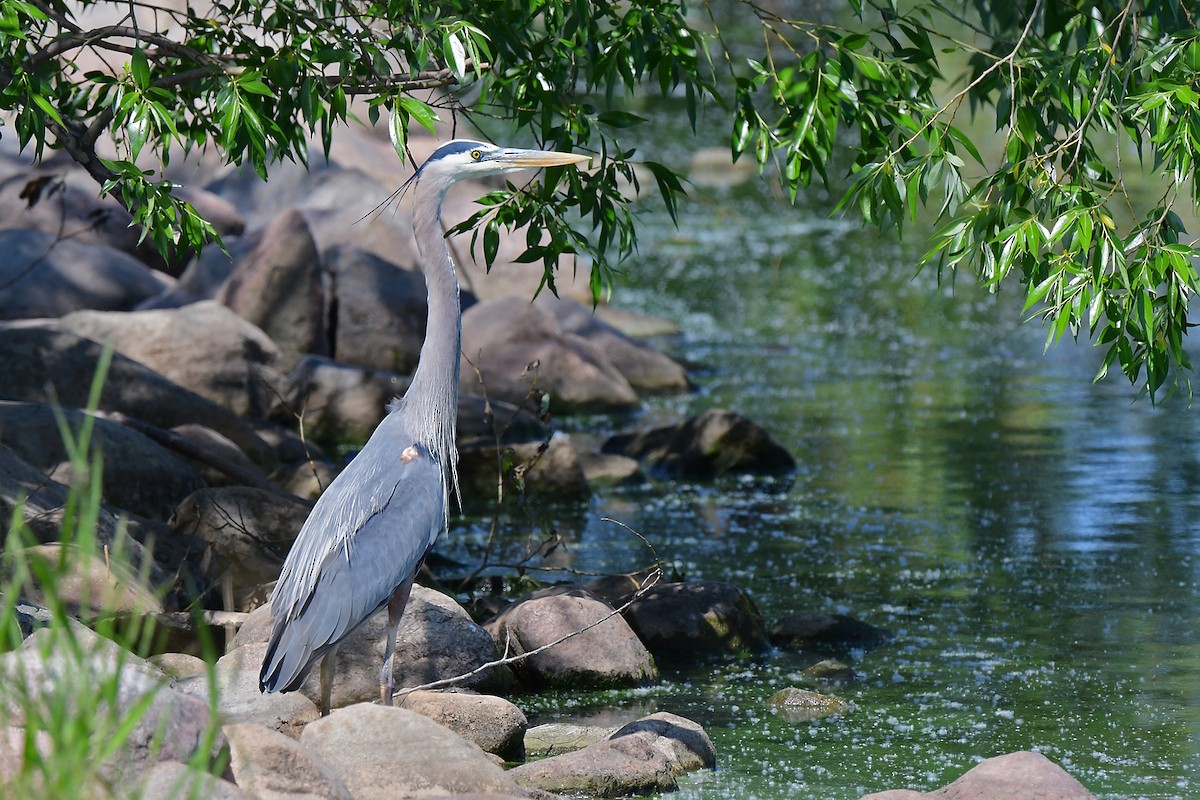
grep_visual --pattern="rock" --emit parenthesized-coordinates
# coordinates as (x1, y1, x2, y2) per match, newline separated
(577, 450, 643, 486)
(138, 761, 246, 800)
(272, 458, 341, 503)
(0, 326, 273, 461)
(801, 658, 857, 684)
(859, 750, 1097, 799)
(399, 690, 527, 762)
(608, 580, 770, 660)
(603, 408, 796, 478)
(55, 301, 286, 417)
(7, 542, 163, 619)
(325, 245, 439, 373)
(536, 295, 690, 394)
(524, 722, 617, 758)
(170, 423, 271, 489)
(177, 643, 319, 737)
(768, 687, 853, 722)
(461, 295, 640, 414)
(484, 586, 657, 690)
(770, 612, 893, 655)
(2, 626, 215, 785)
(171, 487, 312, 611)
(0, 400, 207, 520)
(0, 229, 173, 320)
(593, 305, 681, 338)
(234, 586, 510, 710)
(507, 729, 677, 797)
(218, 208, 327, 371)
(458, 432, 590, 503)
(175, 184, 246, 238)
(224, 721, 353, 800)
(149, 653, 209, 680)
(610, 712, 717, 773)
(299, 704, 525, 800)
(0, 724, 52, 785)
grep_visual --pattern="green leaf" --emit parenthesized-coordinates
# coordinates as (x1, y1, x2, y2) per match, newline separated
(398, 96, 439, 135)
(130, 48, 150, 90)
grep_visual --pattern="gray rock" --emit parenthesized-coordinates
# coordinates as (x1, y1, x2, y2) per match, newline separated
(598, 580, 770, 660)
(235, 586, 510, 710)
(858, 750, 1097, 799)
(224, 721, 353, 800)
(524, 722, 617, 758)
(458, 432, 590, 504)
(461, 296, 640, 414)
(603, 408, 796, 478)
(148, 653, 208, 681)
(609, 712, 716, 773)
(770, 612, 893, 655)
(0, 229, 172, 320)
(768, 687, 853, 722)
(507, 729, 677, 797)
(138, 761, 246, 800)
(272, 458, 341, 503)
(0, 400, 207, 520)
(577, 450, 643, 486)
(484, 586, 656, 690)
(0, 326, 273, 461)
(537, 295, 689, 394)
(0, 724, 52, 786)
(170, 423, 271, 489)
(299, 704, 526, 800)
(171, 487, 311, 611)
(55, 301, 287, 418)
(399, 690, 527, 762)
(218, 208, 327, 371)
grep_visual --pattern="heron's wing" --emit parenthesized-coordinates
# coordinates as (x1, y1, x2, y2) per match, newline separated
(260, 414, 445, 693)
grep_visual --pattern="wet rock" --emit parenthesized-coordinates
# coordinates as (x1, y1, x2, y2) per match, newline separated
(524, 722, 617, 758)
(177, 643, 319, 738)
(224, 721, 353, 800)
(507, 727, 677, 797)
(578, 450, 644, 486)
(610, 712, 717, 772)
(138, 761, 246, 800)
(2, 626, 214, 785)
(801, 658, 857, 684)
(615, 581, 771, 660)
(770, 612, 893, 655)
(325, 245, 439, 374)
(768, 687, 852, 722)
(461, 295, 640, 414)
(0, 229, 173, 320)
(0, 326, 273, 461)
(299, 704, 525, 800)
(235, 585, 511, 710)
(399, 689, 527, 762)
(55, 301, 286, 418)
(0, 401, 207, 520)
(603, 408, 796, 478)
(171, 487, 311, 611)
(217, 207, 327, 371)
(536, 295, 690, 394)
(458, 432, 590, 503)
(858, 750, 1097, 799)
(484, 586, 657, 690)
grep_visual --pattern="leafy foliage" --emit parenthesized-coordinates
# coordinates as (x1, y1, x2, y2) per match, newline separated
(2, 0, 1198, 398)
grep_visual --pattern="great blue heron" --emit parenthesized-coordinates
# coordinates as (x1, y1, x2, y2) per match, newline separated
(259, 140, 589, 714)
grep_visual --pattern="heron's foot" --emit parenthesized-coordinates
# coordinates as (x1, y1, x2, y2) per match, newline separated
(380, 682, 395, 706)
(379, 661, 396, 706)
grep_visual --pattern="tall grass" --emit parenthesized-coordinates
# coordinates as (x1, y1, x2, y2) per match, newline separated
(0, 349, 226, 798)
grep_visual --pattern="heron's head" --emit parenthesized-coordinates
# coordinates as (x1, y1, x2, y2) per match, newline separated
(415, 139, 589, 186)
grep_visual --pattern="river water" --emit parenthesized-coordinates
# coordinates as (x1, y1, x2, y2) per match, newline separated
(443, 169, 1200, 798)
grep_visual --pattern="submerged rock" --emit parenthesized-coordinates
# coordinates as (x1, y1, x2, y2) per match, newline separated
(618, 580, 771, 660)
(768, 687, 852, 722)
(603, 408, 795, 478)
(770, 612, 893, 655)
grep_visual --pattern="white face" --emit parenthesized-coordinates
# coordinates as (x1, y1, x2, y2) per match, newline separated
(422, 140, 589, 182)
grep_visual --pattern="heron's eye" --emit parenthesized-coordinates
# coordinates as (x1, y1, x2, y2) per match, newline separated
(470, 149, 482, 161)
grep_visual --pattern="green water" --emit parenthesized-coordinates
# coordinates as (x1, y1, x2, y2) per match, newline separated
(444, 177, 1200, 798)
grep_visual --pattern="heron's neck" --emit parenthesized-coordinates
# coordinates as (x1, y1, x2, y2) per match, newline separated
(406, 186, 461, 482)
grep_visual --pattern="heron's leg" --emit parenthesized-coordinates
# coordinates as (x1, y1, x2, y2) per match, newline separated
(380, 579, 414, 706)
(318, 644, 339, 717)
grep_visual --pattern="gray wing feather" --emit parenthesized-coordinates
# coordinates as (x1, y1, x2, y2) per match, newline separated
(260, 410, 445, 692)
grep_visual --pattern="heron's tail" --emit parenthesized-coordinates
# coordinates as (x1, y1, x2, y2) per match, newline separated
(259, 612, 320, 694)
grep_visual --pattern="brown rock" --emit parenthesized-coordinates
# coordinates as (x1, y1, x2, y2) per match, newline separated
(610, 712, 716, 772)
(507, 731, 677, 797)
(138, 761, 246, 800)
(224, 721, 353, 800)
(859, 750, 1097, 799)
(399, 690, 527, 762)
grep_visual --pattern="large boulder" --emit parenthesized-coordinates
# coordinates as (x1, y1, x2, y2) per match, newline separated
(298, 704, 527, 800)
(138, 761, 246, 800)
(399, 689, 527, 762)
(609, 712, 717, 773)
(0, 326, 273, 461)
(461, 295, 640, 414)
(0, 400, 206, 520)
(0, 229, 172, 320)
(217, 207, 327, 371)
(54, 301, 287, 418)
(603, 408, 796, 478)
(224, 721, 353, 800)
(234, 585, 510, 710)
(606, 581, 771, 660)
(484, 586, 657, 690)
(859, 750, 1097, 799)
(508, 722, 684, 797)
(171, 487, 312, 611)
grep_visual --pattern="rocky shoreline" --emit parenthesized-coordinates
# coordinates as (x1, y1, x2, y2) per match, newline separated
(0, 127, 1097, 798)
